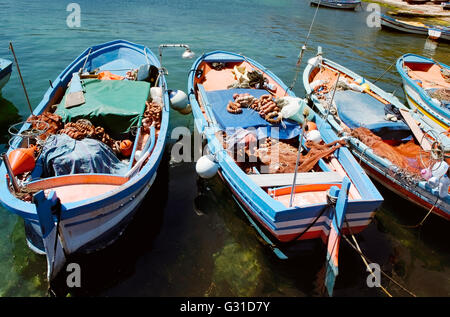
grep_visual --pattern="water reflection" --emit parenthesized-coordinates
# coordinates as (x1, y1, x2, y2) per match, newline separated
(423, 39, 438, 55)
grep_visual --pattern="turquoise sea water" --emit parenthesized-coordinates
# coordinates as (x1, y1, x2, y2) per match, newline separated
(0, 0, 449, 297)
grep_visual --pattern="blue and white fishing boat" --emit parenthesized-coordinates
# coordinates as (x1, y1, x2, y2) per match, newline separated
(0, 40, 170, 281)
(380, 14, 450, 42)
(310, 0, 361, 10)
(188, 51, 383, 295)
(397, 54, 450, 131)
(0, 58, 13, 92)
(304, 49, 450, 221)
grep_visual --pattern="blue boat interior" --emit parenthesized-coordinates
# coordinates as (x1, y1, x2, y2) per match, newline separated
(335, 90, 412, 140)
(15, 41, 163, 182)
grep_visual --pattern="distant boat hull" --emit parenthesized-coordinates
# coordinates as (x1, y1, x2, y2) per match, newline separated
(380, 14, 450, 41)
(311, 0, 361, 10)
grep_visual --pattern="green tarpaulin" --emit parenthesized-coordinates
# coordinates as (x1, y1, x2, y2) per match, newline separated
(56, 79, 150, 135)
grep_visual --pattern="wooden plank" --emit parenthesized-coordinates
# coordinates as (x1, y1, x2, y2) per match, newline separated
(65, 73, 85, 109)
(399, 108, 432, 151)
(247, 171, 343, 188)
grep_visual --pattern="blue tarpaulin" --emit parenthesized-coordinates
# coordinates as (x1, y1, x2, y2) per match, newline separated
(335, 90, 411, 140)
(38, 134, 128, 177)
(206, 89, 301, 139)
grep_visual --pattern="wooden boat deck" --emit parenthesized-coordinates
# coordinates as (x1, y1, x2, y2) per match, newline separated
(405, 63, 450, 90)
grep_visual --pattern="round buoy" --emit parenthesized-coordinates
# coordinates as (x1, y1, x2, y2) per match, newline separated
(120, 140, 133, 157)
(305, 121, 317, 132)
(196, 155, 219, 179)
(169, 89, 191, 114)
(8, 146, 36, 176)
(306, 130, 322, 144)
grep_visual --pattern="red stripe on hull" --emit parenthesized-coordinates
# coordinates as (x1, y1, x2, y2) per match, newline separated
(217, 171, 371, 244)
(359, 161, 450, 221)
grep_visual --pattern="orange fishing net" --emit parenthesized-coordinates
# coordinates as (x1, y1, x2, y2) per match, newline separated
(255, 139, 345, 173)
(351, 127, 431, 175)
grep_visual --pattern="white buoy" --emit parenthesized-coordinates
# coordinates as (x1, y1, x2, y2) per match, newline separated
(196, 155, 219, 179)
(306, 130, 322, 144)
(169, 89, 191, 114)
(150, 87, 163, 105)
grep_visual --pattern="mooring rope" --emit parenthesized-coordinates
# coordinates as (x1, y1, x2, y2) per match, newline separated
(287, 0, 322, 93)
(341, 220, 417, 297)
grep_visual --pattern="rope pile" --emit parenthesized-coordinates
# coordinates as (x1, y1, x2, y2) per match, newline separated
(58, 119, 117, 151)
(27, 112, 64, 140)
(226, 93, 281, 124)
(142, 101, 162, 132)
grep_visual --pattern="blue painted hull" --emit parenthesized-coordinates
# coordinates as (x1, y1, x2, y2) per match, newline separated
(189, 51, 383, 258)
(304, 55, 450, 220)
(0, 40, 169, 255)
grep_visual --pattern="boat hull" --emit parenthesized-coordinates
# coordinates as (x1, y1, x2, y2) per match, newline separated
(356, 157, 450, 221)
(24, 172, 157, 254)
(380, 14, 450, 41)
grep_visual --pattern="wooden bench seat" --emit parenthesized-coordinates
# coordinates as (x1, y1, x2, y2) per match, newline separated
(247, 171, 344, 188)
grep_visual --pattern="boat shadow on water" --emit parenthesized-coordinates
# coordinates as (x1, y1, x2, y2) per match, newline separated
(195, 174, 381, 297)
(0, 95, 21, 152)
(49, 149, 171, 297)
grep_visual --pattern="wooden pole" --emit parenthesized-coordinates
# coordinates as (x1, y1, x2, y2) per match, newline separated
(9, 42, 33, 114)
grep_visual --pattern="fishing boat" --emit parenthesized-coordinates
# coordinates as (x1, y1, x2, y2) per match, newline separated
(303, 49, 450, 221)
(397, 54, 450, 131)
(188, 51, 383, 295)
(0, 40, 170, 282)
(310, 0, 361, 10)
(0, 58, 12, 92)
(380, 13, 450, 41)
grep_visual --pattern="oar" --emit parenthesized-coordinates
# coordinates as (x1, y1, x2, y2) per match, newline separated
(9, 42, 33, 115)
(324, 176, 351, 297)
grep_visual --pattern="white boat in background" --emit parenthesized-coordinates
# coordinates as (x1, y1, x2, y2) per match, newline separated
(310, 0, 361, 10)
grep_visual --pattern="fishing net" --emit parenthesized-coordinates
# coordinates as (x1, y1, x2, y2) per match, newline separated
(255, 139, 344, 173)
(351, 127, 432, 175)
